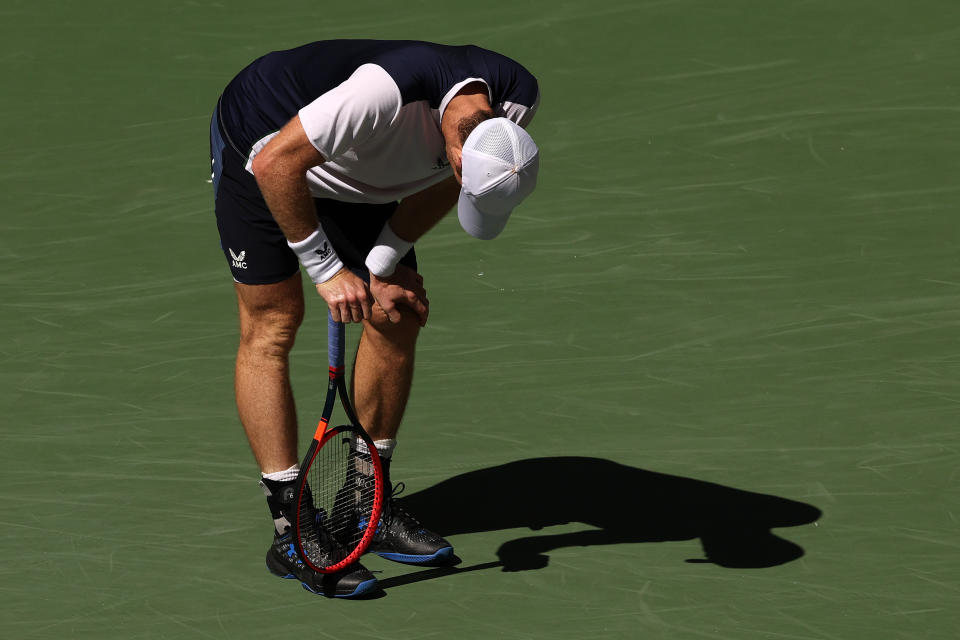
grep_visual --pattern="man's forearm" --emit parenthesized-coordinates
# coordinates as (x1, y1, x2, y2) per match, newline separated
(255, 171, 320, 243)
(250, 115, 328, 244)
(387, 176, 461, 242)
(254, 158, 345, 284)
(363, 176, 460, 278)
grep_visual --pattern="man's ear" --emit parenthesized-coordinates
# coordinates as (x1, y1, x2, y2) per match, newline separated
(446, 145, 464, 183)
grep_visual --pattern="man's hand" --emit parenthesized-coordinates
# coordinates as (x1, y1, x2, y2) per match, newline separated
(370, 265, 429, 327)
(316, 269, 373, 324)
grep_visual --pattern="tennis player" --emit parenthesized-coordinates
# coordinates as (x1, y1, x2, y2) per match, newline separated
(210, 40, 540, 598)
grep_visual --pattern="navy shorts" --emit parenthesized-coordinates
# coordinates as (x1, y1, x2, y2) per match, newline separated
(209, 106, 417, 285)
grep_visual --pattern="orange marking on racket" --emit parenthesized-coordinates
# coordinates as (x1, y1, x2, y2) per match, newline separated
(313, 417, 330, 438)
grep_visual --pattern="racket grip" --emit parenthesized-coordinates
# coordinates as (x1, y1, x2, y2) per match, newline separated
(327, 312, 345, 369)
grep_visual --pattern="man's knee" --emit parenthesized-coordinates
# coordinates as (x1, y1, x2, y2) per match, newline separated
(235, 278, 305, 358)
(241, 308, 304, 358)
(363, 307, 420, 352)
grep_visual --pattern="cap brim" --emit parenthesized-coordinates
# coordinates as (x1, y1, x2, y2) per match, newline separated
(457, 189, 511, 240)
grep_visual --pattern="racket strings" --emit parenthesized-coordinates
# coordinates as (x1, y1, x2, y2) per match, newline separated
(297, 432, 380, 570)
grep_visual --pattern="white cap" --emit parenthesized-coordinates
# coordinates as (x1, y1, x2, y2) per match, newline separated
(457, 118, 540, 240)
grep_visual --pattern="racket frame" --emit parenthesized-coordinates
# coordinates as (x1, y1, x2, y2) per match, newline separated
(292, 318, 384, 574)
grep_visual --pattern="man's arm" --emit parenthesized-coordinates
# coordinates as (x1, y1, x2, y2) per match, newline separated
(251, 116, 374, 323)
(250, 115, 327, 243)
(389, 175, 461, 242)
(364, 175, 460, 326)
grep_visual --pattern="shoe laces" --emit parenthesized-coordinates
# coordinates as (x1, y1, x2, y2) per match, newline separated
(380, 482, 423, 531)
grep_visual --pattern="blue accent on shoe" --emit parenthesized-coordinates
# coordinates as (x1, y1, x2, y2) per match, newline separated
(358, 518, 384, 535)
(268, 560, 377, 598)
(376, 545, 454, 564)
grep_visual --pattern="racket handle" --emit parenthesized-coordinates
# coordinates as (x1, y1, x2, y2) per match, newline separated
(327, 312, 345, 369)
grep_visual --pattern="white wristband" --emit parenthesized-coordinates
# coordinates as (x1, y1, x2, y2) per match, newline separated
(287, 227, 344, 284)
(364, 222, 414, 277)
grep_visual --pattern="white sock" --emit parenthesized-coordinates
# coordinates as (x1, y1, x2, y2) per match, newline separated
(261, 464, 299, 483)
(374, 438, 396, 459)
(354, 437, 396, 459)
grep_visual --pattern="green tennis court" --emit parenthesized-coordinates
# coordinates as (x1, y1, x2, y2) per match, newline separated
(3, 0, 958, 637)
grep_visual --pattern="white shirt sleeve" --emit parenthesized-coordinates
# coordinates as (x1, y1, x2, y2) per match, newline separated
(498, 89, 540, 129)
(298, 64, 403, 162)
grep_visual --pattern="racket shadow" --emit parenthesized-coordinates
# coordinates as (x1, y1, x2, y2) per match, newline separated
(394, 456, 821, 577)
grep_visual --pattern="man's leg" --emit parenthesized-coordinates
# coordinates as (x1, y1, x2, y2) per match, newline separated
(233, 272, 379, 597)
(234, 272, 304, 473)
(350, 305, 454, 564)
(212, 106, 378, 596)
(352, 305, 420, 441)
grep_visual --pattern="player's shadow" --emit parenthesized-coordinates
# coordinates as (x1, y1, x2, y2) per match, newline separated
(378, 456, 820, 589)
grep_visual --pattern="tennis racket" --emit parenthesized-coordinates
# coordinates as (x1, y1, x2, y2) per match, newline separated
(292, 314, 385, 573)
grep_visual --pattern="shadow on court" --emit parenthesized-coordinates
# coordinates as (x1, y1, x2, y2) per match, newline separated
(378, 457, 820, 590)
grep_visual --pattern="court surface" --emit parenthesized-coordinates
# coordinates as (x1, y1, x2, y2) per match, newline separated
(2, 1, 958, 638)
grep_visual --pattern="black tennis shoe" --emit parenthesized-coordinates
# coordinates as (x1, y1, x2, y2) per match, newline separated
(367, 481, 455, 565)
(331, 453, 454, 565)
(260, 476, 378, 598)
(265, 531, 378, 598)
